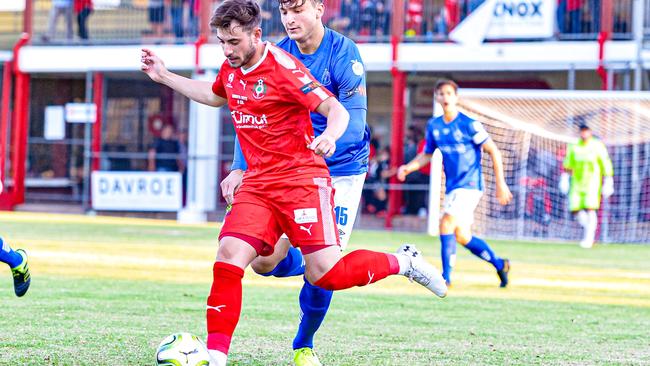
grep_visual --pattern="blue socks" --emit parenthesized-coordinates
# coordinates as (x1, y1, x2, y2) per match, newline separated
(292, 276, 333, 350)
(0, 237, 22, 268)
(464, 236, 504, 271)
(440, 234, 457, 283)
(261, 246, 333, 350)
(260, 246, 305, 277)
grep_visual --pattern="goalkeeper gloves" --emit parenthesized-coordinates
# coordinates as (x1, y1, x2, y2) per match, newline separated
(559, 173, 570, 195)
(602, 176, 614, 198)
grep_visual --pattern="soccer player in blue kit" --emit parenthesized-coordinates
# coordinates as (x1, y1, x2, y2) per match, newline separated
(219, 0, 442, 364)
(0, 181, 31, 297)
(398, 79, 513, 288)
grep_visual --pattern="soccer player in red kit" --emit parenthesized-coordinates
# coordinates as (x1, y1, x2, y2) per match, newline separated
(141, 0, 447, 364)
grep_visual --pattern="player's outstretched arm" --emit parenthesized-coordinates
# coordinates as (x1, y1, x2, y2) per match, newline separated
(397, 153, 433, 182)
(310, 97, 350, 158)
(140, 48, 227, 108)
(482, 138, 512, 205)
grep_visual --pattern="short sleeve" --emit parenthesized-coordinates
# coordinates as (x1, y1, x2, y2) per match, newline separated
(280, 66, 334, 112)
(211, 67, 228, 98)
(469, 120, 489, 145)
(332, 42, 367, 110)
(424, 119, 438, 154)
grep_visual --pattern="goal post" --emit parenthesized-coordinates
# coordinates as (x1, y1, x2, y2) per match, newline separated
(425, 88, 650, 244)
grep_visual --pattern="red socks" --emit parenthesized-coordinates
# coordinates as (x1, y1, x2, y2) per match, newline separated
(314, 250, 399, 291)
(206, 262, 245, 354)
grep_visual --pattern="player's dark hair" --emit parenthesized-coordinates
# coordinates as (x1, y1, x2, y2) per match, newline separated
(278, 0, 323, 10)
(435, 79, 459, 94)
(210, 0, 262, 33)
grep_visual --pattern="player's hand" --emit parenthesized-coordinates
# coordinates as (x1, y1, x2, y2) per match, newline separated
(140, 48, 167, 83)
(309, 134, 336, 158)
(220, 169, 244, 205)
(559, 172, 570, 195)
(397, 165, 409, 182)
(496, 182, 513, 205)
(602, 176, 614, 198)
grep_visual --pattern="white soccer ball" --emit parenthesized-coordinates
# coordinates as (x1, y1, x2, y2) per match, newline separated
(156, 332, 211, 366)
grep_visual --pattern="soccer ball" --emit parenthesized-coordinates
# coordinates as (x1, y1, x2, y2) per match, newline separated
(156, 332, 211, 366)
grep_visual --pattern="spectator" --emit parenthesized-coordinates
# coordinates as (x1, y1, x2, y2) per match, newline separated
(568, 0, 583, 34)
(74, 0, 93, 40)
(148, 0, 166, 39)
(171, 0, 186, 39)
(148, 124, 182, 172)
(404, 126, 428, 216)
(43, 0, 74, 42)
(336, 0, 361, 36)
(364, 146, 394, 216)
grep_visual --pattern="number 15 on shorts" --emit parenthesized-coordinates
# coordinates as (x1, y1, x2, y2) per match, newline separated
(334, 206, 348, 226)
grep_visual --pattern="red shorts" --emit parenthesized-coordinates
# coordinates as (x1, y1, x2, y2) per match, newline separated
(219, 177, 340, 256)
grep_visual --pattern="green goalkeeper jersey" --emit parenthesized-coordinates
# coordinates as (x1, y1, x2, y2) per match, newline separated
(563, 137, 613, 193)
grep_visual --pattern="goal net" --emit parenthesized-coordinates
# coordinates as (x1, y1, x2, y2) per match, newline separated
(428, 89, 650, 244)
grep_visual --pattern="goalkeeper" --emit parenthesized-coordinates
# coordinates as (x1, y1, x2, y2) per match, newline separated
(560, 123, 614, 248)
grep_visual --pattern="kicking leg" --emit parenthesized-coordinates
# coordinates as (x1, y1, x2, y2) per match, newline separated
(303, 246, 447, 297)
(456, 224, 509, 288)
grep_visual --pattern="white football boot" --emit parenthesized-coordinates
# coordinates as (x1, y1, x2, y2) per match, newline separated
(396, 244, 448, 298)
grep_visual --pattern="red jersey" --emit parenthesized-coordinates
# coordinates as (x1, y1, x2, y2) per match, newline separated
(212, 43, 334, 183)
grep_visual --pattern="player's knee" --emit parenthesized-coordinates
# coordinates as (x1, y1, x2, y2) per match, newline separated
(455, 229, 472, 245)
(440, 215, 456, 234)
(250, 256, 279, 275)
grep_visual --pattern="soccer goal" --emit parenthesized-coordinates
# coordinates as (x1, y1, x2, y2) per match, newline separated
(427, 89, 650, 244)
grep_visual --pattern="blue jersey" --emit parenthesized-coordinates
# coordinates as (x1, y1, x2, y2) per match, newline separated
(232, 27, 370, 176)
(424, 112, 489, 193)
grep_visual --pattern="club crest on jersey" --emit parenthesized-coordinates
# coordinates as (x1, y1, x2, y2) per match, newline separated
(294, 208, 318, 224)
(351, 60, 364, 76)
(433, 129, 440, 139)
(321, 68, 331, 86)
(251, 78, 267, 100)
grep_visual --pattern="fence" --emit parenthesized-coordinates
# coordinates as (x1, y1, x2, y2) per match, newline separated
(0, 0, 636, 46)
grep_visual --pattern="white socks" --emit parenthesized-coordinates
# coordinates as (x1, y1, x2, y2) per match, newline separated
(208, 350, 227, 366)
(395, 253, 411, 275)
(577, 210, 597, 248)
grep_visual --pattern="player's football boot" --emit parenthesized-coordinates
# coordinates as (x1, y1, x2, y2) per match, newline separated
(294, 347, 322, 366)
(11, 249, 31, 297)
(396, 244, 447, 298)
(497, 258, 510, 288)
(579, 239, 594, 249)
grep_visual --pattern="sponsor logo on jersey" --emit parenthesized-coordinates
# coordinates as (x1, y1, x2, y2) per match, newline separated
(232, 93, 248, 105)
(251, 78, 267, 100)
(351, 60, 364, 76)
(226, 73, 235, 88)
(346, 86, 366, 97)
(301, 81, 322, 94)
(231, 110, 268, 129)
(442, 128, 450, 135)
(321, 68, 331, 86)
(294, 208, 318, 224)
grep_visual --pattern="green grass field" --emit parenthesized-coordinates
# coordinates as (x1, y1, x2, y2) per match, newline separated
(1, 212, 649, 365)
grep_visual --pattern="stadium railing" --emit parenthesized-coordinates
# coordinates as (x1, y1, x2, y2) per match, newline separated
(0, 0, 635, 46)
